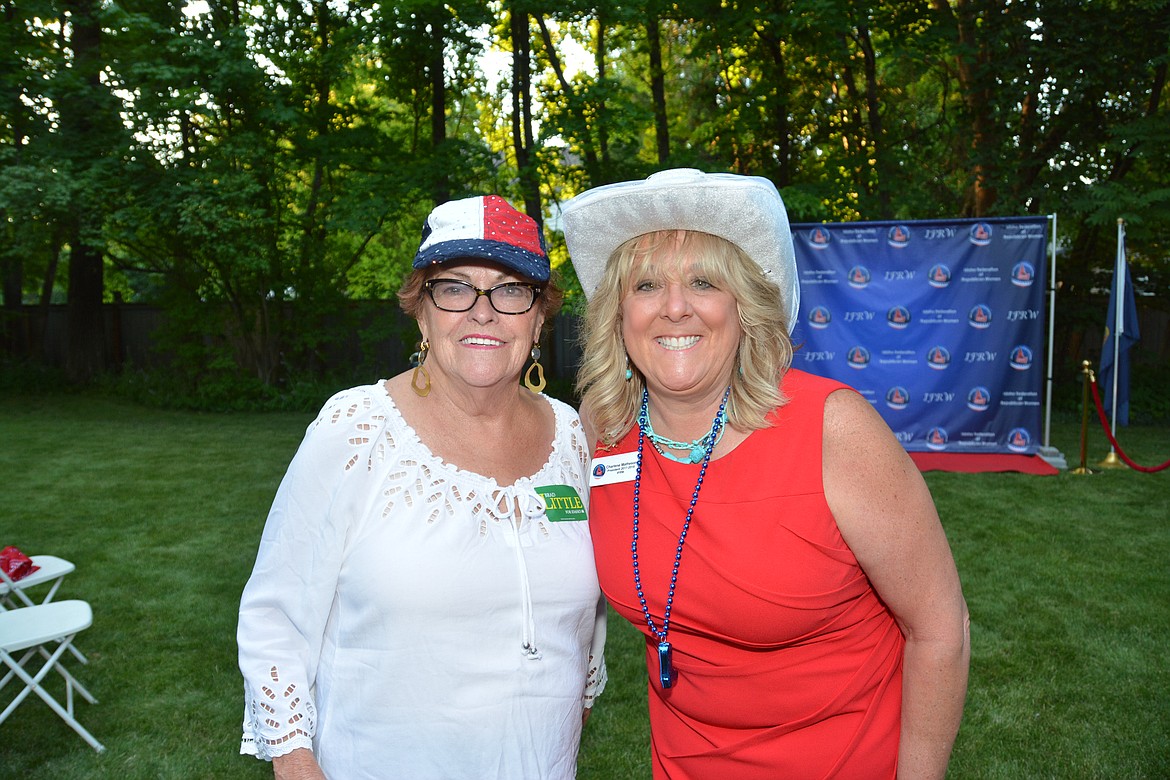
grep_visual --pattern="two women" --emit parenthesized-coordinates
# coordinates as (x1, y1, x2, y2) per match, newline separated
(238, 172, 969, 779)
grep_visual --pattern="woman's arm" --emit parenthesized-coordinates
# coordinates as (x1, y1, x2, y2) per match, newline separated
(577, 397, 607, 725)
(273, 748, 327, 780)
(823, 389, 971, 780)
(239, 389, 374, 763)
(583, 593, 608, 725)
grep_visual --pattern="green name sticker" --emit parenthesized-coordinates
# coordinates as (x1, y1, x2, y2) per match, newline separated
(535, 485, 587, 522)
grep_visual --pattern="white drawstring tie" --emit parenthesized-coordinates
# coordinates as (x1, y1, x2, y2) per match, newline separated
(488, 487, 546, 660)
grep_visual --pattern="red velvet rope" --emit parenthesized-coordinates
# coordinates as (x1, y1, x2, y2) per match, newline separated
(1088, 379, 1170, 473)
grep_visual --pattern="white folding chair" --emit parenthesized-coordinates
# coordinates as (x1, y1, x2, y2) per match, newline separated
(0, 555, 77, 610)
(0, 599, 104, 752)
(0, 555, 88, 665)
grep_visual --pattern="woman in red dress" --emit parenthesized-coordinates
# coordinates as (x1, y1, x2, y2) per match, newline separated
(563, 169, 969, 779)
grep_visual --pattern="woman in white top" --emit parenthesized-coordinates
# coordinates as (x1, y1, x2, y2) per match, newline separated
(238, 195, 607, 780)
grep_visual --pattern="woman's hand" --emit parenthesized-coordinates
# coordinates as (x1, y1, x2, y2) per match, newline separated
(273, 748, 327, 780)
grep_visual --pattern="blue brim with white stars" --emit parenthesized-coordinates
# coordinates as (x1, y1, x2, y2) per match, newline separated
(561, 168, 799, 332)
(414, 195, 550, 283)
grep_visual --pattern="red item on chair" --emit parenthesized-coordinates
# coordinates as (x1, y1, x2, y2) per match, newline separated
(0, 546, 40, 582)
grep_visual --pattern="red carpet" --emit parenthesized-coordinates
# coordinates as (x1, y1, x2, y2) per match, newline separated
(909, 452, 1059, 475)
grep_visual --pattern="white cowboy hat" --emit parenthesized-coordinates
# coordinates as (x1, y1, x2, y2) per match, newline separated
(561, 168, 800, 332)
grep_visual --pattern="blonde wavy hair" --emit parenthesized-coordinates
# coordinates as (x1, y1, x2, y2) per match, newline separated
(576, 230, 794, 447)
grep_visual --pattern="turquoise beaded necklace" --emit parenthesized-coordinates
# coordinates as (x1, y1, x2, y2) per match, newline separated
(640, 402, 729, 464)
(632, 385, 730, 689)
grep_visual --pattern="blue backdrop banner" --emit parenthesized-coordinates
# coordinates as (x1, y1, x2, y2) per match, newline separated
(790, 217, 1049, 455)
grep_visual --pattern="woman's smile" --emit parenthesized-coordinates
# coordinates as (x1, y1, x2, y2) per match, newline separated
(656, 335, 700, 350)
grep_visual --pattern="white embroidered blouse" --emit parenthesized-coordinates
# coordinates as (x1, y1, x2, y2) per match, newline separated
(238, 382, 606, 779)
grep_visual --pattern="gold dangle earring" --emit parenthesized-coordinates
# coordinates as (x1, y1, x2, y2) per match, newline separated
(524, 343, 547, 393)
(411, 339, 431, 397)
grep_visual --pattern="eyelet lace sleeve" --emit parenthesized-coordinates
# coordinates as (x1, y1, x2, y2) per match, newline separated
(574, 412, 608, 709)
(238, 388, 380, 760)
(240, 666, 317, 759)
(583, 596, 608, 708)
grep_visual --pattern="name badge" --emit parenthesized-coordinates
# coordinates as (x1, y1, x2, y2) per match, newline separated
(535, 485, 587, 522)
(590, 451, 640, 487)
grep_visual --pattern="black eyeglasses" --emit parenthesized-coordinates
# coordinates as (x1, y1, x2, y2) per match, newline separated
(424, 278, 543, 315)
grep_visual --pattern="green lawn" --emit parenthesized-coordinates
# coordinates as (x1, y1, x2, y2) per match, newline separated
(1, 393, 1166, 778)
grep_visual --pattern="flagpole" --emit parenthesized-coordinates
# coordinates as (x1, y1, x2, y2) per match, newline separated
(1038, 213, 1068, 470)
(1098, 218, 1126, 467)
(1110, 219, 1125, 438)
(1043, 213, 1057, 448)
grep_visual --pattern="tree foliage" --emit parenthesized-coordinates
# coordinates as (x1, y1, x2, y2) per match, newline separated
(1, 0, 1166, 387)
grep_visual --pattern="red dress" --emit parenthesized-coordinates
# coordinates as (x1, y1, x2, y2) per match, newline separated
(590, 370, 903, 779)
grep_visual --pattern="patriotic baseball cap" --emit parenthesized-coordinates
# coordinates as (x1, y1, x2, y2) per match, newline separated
(413, 195, 550, 283)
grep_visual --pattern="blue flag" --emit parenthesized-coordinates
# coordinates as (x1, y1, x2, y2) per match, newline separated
(1099, 225, 1140, 426)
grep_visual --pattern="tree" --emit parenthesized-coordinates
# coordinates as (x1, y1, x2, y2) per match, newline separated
(51, 0, 127, 380)
(925, 0, 1169, 375)
(2, 0, 1166, 387)
(0, 0, 69, 357)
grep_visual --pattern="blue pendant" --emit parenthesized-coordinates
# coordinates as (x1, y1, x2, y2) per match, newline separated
(633, 387, 731, 694)
(657, 641, 677, 689)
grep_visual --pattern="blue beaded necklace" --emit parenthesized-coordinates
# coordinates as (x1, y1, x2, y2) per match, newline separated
(632, 385, 730, 689)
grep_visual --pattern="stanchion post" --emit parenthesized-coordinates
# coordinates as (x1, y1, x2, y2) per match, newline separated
(1098, 447, 1124, 468)
(1097, 417, 1125, 469)
(1070, 360, 1094, 474)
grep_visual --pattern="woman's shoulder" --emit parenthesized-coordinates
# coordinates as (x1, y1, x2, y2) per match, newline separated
(305, 381, 399, 438)
(543, 393, 589, 446)
(780, 367, 855, 397)
(278, 383, 401, 481)
(533, 393, 593, 477)
(542, 393, 581, 424)
(766, 369, 859, 424)
(318, 380, 382, 405)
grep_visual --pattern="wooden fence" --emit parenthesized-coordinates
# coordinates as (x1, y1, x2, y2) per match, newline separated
(3, 302, 1165, 389)
(2, 303, 586, 386)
